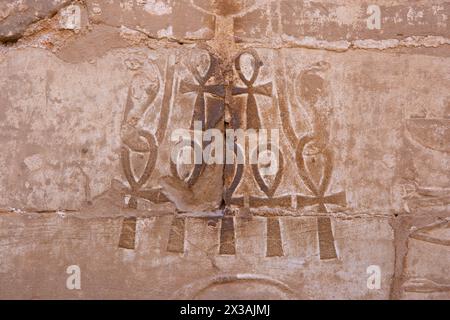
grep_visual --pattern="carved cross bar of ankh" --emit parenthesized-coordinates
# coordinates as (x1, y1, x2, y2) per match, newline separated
(296, 191, 347, 212)
(296, 192, 346, 260)
(295, 137, 347, 260)
(232, 50, 272, 130)
(179, 53, 225, 131)
(296, 191, 346, 259)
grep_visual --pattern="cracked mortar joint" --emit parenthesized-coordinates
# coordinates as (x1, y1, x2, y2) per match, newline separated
(279, 34, 450, 52)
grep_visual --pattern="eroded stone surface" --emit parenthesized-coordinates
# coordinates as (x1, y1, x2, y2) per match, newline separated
(0, 46, 224, 212)
(235, 0, 450, 44)
(85, 0, 216, 40)
(400, 218, 450, 299)
(0, 211, 394, 299)
(0, 0, 72, 42)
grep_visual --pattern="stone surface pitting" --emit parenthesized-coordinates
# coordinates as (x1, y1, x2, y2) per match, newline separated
(0, 212, 394, 299)
(85, 0, 216, 40)
(235, 0, 450, 43)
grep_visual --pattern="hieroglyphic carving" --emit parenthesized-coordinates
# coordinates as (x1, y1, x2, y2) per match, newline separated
(224, 142, 244, 206)
(222, 51, 347, 259)
(118, 216, 137, 250)
(231, 49, 272, 130)
(402, 183, 450, 212)
(114, 48, 346, 261)
(169, 51, 225, 188)
(227, 50, 286, 257)
(118, 56, 176, 206)
(274, 58, 346, 259)
(410, 219, 450, 246)
(167, 216, 186, 253)
(249, 143, 290, 208)
(401, 113, 450, 212)
(406, 118, 450, 154)
(401, 219, 450, 296)
(166, 50, 226, 253)
(403, 278, 450, 293)
(117, 55, 176, 249)
(231, 48, 287, 205)
(219, 216, 236, 255)
(172, 273, 297, 299)
(179, 52, 225, 131)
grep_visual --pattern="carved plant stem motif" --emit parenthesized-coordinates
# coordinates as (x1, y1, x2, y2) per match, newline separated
(118, 55, 176, 249)
(275, 56, 346, 260)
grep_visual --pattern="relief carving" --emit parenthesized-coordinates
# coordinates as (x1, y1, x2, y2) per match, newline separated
(112, 48, 347, 261)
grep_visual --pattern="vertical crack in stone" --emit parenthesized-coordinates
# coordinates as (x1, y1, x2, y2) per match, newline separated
(118, 217, 137, 249)
(266, 216, 284, 257)
(166, 216, 186, 253)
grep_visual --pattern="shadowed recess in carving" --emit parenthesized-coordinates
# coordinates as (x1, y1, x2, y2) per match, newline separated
(224, 142, 244, 206)
(167, 216, 186, 253)
(317, 217, 337, 260)
(172, 273, 297, 299)
(409, 219, 450, 246)
(118, 217, 137, 249)
(266, 217, 284, 257)
(219, 216, 236, 254)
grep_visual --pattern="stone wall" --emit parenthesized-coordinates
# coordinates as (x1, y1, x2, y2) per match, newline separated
(0, 0, 449, 299)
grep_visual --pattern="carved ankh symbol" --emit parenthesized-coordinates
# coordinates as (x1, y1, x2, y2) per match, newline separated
(232, 49, 272, 130)
(179, 52, 225, 130)
(295, 135, 346, 211)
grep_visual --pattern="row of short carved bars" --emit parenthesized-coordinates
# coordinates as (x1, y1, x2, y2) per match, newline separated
(118, 216, 337, 260)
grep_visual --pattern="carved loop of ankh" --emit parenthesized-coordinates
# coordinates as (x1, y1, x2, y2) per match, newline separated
(295, 135, 345, 260)
(251, 143, 284, 198)
(121, 130, 158, 198)
(179, 52, 225, 130)
(187, 52, 216, 87)
(169, 138, 205, 187)
(233, 49, 272, 130)
(296, 136, 346, 212)
(295, 135, 335, 210)
(224, 142, 244, 204)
